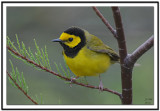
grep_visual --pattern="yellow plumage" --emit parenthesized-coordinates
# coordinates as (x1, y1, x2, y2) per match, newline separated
(63, 45, 111, 76)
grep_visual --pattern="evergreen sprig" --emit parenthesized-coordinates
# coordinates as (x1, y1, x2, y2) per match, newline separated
(8, 60, 29, 93)
(7, 35, 72, 80)
(7, 35, 52, 71)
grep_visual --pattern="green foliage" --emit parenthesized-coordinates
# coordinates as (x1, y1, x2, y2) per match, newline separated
(7, 35, 52, 71)
(77, 76, 88, 85)
(53, 58, 73, 78)
(8, 77, 17, 88)
(33, 93, 44, 104)
(7, 36, 19, 53)
(7, 35, 72, 78)
(60, 63, 68, 77)
(64, 58, 71, 77)
(8, 60, 29, 93)
(8, 35, 74, 81)
(54, 61, 70, 79)
(45, 46, 51, 70)
(16, 34, 21, 53)
(54, 62, 61, 74)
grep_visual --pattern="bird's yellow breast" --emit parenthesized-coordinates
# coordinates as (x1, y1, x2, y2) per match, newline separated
(63, 46, 111, 76)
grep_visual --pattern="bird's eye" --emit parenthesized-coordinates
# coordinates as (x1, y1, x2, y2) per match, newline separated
(68, 38, 73, 42)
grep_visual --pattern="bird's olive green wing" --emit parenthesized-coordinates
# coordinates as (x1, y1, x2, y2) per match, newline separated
(87, 35, 120, 62)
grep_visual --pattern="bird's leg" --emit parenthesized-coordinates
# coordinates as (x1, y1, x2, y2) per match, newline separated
(99, 75, 103, 92)
(70, 76, 79, 87)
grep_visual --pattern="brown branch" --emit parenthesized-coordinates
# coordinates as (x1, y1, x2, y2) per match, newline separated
(7, 71, 38, 105)
(127, 35, 154, 66)
(92, 6, 117, 38)
(7, 46, 122, 98)
(112, 7, 127, 60)
(112, 7, 132, 104)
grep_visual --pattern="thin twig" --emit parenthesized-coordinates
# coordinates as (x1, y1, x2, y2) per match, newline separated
(7, 46, 122, 98)
(127, 35, 154, 66)
(7, 71, 38, 105)
(92, 6, 117, 38)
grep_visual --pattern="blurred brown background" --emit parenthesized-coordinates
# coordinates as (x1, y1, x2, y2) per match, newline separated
(7, 7, 154, 105)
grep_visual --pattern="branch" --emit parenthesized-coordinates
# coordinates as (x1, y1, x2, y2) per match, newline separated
(7, 46, 122, 98)
(127, 35, 154, 66)
(7, 71, 38, 105)
(92, 7, 117, 38)
(112, 7, 132, 104)
(112, 7, 127, 61)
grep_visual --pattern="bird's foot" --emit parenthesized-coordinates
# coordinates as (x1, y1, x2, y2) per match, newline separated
(70, 76, 79, 87)
(99, 79, 104, 92)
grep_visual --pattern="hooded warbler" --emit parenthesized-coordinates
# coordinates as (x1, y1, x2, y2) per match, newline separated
(52, 27, 119, 90)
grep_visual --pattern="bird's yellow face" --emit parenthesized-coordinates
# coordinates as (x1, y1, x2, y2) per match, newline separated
(52, 27, 86, 58)
(59, 32, 81, 48)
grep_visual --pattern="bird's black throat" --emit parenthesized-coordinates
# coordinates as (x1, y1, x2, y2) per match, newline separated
(60, 42, 84, 58)
(60, 27, 86, 58)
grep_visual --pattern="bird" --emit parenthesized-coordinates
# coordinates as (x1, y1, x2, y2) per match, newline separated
(52, 27, 119, 91)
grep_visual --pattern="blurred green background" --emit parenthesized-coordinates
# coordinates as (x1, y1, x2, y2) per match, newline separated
(7, 7, 154, 105)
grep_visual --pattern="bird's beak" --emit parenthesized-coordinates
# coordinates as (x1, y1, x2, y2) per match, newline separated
(52, 38, 62, 42)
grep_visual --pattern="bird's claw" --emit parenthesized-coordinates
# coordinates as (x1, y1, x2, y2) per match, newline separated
(99, 80, 104, 92)
(70, 76, 79, 87)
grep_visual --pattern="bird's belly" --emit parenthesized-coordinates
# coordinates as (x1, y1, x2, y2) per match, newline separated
(63, 48, 111, 76)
